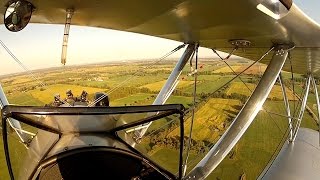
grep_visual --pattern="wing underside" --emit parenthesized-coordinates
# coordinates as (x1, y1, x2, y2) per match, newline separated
(0, 0, 319, 74)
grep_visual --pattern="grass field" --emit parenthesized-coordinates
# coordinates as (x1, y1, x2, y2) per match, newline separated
(0, 131, 29, 180)
(0, 138, 9, 180)
(149, 148, 181, 174)
(149, 148, 198, 174)
(7, 93, 44, 106)
(184, 78, 231, 94)
(166, 96, 193, 108)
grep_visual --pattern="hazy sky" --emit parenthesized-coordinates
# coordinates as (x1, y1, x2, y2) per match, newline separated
(0, 1, 318, 75)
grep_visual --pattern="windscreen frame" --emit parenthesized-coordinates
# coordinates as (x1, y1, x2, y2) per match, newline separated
(1, 104, 185, 179)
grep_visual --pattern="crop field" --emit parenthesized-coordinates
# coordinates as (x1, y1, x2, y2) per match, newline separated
(166, 96, 193, 107)
(207, 100, 317, 180)
(7, 93, 43, 106)
(149, 100, 318, 179)
(111, 93, 155, 106)
(28, 84, 105, 104)
(214, 65, 243, 73)
(111, 93, 193, 108)
(140, 80, 195, 92)
(169, 98, 241, 142)
(0, 60, 318, 180)
(226, 82, 296, 100)
(184, 78, 232, 94)
(236, 64, 267, 75)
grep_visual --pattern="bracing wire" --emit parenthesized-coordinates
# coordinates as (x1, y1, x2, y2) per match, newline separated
(213, 48, 284, 134)
(88, 43, 186, 107)
(181, 46, 291, 174)
(213, 47, 295, 174)
(208, 46, 275, 96)
(212, 48, 253, 92)
(288, 52, 297, 116)
(183, 44, 199, 174)
(183, 47, 275, 116)
(0, 40, 71, 106)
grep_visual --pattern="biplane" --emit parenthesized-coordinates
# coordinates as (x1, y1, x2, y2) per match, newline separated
(0, 0, 320, 179)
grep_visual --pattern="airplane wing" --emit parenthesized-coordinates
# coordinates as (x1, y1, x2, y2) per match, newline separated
(0, 0, 319, 74)
(1, 1, 320, 179)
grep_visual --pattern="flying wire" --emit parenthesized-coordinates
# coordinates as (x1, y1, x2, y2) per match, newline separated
(88, 43, 186, 107)
(0, 40, 71, 106)
(183, 46, 275, 116)
(176, 47, 274, 174)
(212, 48, 253, 92)
(183, 44, 199, 174)
(213, 47, 294, 176)
(213, 48, 284, 135)
(289, 52, 296, 116)
(208, 46, 275, 97)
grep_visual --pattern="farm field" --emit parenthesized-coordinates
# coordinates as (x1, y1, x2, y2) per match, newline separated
(226, 82, 296, 100)
(140, 80, 195, 92)
(169, 98, 242, 142)
(28, 84, 105, 104)
(149, 100, 317, 179)
(0, 59, 318, 180)
(184, 78, 231, 94)
(214, 66, 243, 73)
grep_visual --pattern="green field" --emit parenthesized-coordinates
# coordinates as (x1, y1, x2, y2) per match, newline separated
(148, 100, 318, 179)
(0, 138, 9, 180)
(7, 93, 44, 106)
(0, 60, 318, 180)
(184, 78, 231, 94)
(72, 74, 169, 88)
(141, 80, 195, 92)
(226, 82, 296, 100)
(111, 93, 193, 108)
(0, 131, 29, 180)
(170, 98, 241, 142)
(111, 93, 155, 106)
(214, 66, 243, 73)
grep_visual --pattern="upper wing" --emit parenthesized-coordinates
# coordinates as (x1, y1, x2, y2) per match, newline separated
(0, 0, 319, 74)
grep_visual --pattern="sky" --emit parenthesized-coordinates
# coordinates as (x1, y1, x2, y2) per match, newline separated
(0, 1, 318, 75)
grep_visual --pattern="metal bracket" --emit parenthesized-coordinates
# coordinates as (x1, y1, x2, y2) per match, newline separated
(228, 39, 251, 48)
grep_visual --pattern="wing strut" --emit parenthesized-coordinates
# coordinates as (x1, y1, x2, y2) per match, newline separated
(292, 74, 311, 141)
(186, 44, 294, 180)
(0, 84, 28, 143)
(278, 73, 294, 141)
(61, 9, 74, 65)
(134, 44, 196, 139)
(311, 76, 320, 146)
